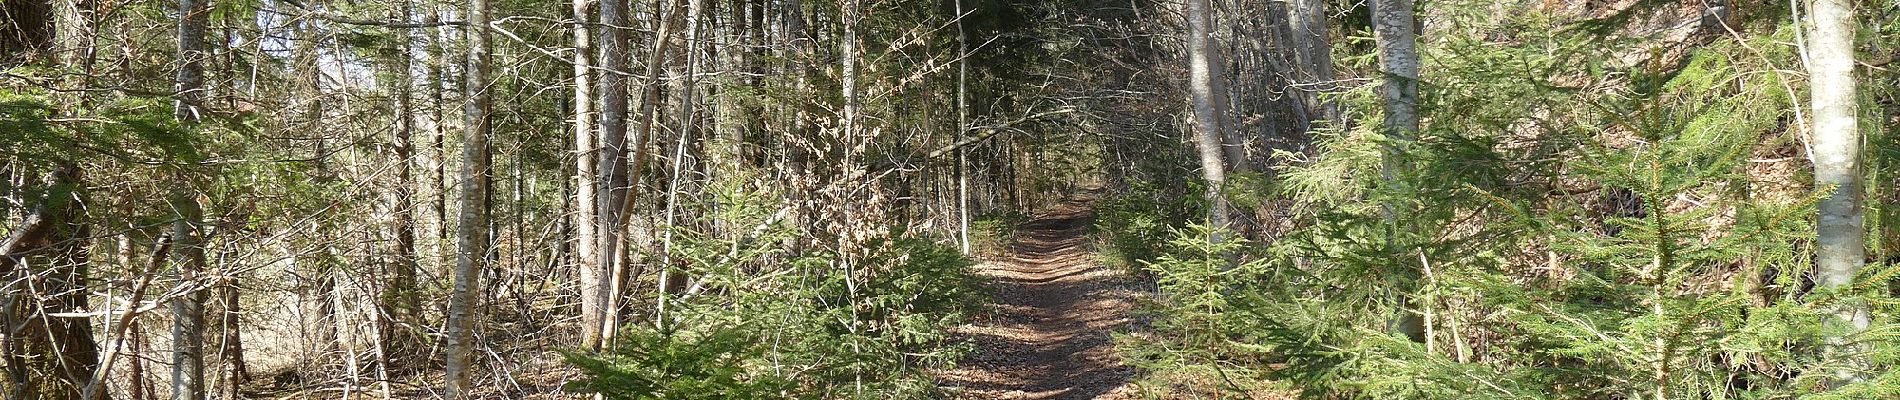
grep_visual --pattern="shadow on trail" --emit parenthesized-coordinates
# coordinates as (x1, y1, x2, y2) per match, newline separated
(940, 190, 1143, 400)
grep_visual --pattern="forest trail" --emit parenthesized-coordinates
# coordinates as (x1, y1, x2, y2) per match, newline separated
(940, 191, 1144, 399)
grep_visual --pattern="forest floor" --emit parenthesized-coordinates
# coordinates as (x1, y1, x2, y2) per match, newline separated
(939, 192, 1146, 399)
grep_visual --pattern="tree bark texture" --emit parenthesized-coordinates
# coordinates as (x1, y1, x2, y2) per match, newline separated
(444, 0, 494, 393)
(573, 0, 606, 351)
(595, 0, 635, 340)
(1372, 0, 1426, 344)
(1184, 0, 1230, 238)
(1807, 0, 1866, 383)
(170, 0, 213, 397)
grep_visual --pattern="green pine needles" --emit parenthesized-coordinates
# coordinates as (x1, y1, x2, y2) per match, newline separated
(1123, 4, 1900, 398)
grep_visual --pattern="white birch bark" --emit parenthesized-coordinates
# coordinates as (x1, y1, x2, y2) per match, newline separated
(1807, 0, 1867, 383)
(1372, 0, 1425, 344)
(1185, 0, 1229, 239)
(443, 0, 493, 393)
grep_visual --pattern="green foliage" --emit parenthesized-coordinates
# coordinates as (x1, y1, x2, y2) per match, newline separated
(1095, 181, 1190, 272)
(0, 94, 64, 165)
(1118, 224, 1280, 395)
(562, 326, 792, 400)
(1866, 0, 1900, 276)
(565, 179, 983, 399)
(969, 212, 1020, 256)
(1123, 5, 1900, 398)
(0, 89, 212, 167)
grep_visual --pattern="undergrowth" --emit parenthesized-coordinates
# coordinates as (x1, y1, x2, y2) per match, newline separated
(1120, 3, 1900, 398)
(564, 179, 984, 399)
(1095, 181, 1192, 275)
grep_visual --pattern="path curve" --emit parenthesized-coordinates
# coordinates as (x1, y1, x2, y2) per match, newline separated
(940, 192, 1143, 399)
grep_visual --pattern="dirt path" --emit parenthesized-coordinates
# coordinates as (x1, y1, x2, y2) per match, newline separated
(940, 193, 1144, 399)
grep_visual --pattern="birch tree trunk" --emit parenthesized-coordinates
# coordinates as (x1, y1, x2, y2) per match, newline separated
(1373, 0, 1418, 137)
(1184, 0, 1229, 239)
(955, 0, 971, 254)
(1372, 0, 1425, 344)
(841, 0, 860, 156)
(1807, 0, 1866, 382)
(1809, 0, 1863, 310)
(443, 0, 494, 393)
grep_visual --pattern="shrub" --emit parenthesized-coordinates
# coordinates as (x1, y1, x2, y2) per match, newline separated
(1118, 224, 1281, 396)
(1125, 8, 1900, 398)
(565, 184, 983, 399)
(1095, 182, 1190, 273)
(968, 214, 1017, 257)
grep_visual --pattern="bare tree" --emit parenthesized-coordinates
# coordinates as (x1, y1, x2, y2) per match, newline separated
(955, 0, 971, 254)
(657, 0, 707, 284)
(1288, 0, 1336, 128)
(384, 0, 425, 354)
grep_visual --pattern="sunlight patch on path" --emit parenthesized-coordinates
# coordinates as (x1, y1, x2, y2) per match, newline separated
(938, 193, 1146, 400)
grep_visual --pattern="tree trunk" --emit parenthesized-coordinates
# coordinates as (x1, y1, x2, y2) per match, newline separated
(628, 0, 689, 284)
(955, 0, 971, 254)
(174, 0, 209, 123)
(425, 9, 452, 271)
(51, 0, 94, 74)
(573, 0, 606, 352)
(841, 0, 860, 158)
(596, 0, 634, 344)
(0, 0, 52, 58)
(443, 0, 493, 393)
(1, 6, 101, 398)
(1373, 0, 1418, 138)
(1808, 0, 1866, 382)
(170, 0, 212, 397)
(0, 164, 96, 400)
(129, 320, 149, 400)
(216, 274, 247, 399)
(1288, 0, 1336, 128)
(1184, 0, 1229, 240)
(380, 0, 425, 361)
(657, 0, 706, 313)
(167, 187, 208, 400)
(1371, 0, 1425, 344)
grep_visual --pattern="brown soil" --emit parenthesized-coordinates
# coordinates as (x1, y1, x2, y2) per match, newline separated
(940, 193, 1145, 399)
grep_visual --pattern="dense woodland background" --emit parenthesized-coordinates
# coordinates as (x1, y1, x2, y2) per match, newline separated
(3, 0, 1900, 398)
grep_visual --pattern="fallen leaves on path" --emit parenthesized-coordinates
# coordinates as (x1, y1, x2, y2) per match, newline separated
(939, 196, 1146, 400)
